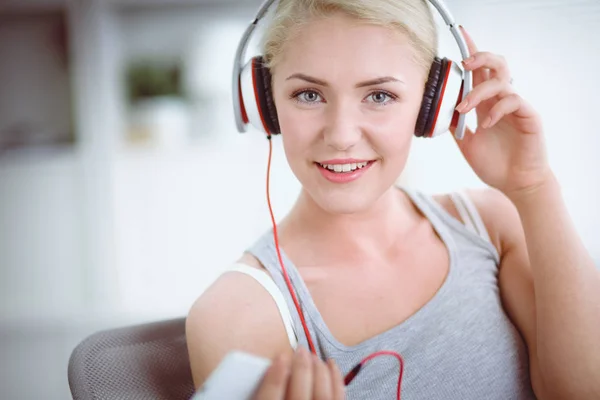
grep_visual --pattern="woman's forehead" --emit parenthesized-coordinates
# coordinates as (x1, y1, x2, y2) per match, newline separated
(274, 15, 421, 82)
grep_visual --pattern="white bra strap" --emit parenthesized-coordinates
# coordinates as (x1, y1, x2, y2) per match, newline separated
(450, 191, 491, 242)
(449, 192, 478, 235)
(228, 263, 298, 349)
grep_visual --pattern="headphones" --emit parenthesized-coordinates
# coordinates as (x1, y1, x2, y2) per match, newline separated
(232, 0, 473, 140)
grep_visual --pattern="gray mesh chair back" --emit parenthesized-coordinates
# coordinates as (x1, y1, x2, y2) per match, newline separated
(68, 317, 196, 400)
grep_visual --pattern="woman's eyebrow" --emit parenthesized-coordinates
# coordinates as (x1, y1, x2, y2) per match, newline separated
(285, 73, 328, 86)
(285, 73, 405, 88)
(355, 76, 405, 88)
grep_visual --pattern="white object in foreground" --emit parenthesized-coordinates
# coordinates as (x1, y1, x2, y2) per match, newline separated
(191, 351, 272, 400)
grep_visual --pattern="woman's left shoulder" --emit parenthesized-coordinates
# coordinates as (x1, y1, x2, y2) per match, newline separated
(434, 187, 522, 257)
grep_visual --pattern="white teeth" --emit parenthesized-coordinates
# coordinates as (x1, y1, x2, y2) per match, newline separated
(319, 161, 369, 173)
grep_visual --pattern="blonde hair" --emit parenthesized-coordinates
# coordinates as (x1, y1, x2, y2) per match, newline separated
(261, 0, 438, 74)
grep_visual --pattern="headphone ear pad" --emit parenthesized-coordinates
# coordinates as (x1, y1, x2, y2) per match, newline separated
(253, 56, 280, 135)
(415, 57, 446, 138)
(239, 56, 281, 135)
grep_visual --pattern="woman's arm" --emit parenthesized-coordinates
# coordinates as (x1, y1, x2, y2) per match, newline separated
(478, 180, 600, 399)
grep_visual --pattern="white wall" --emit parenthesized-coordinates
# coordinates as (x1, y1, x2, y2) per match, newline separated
(0, 149, 86, 324)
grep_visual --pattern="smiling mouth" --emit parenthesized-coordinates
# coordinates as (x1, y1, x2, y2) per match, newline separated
(315, 160, 375, 173)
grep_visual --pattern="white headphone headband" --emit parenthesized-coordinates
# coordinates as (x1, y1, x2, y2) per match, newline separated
(232, 0, 472, 139)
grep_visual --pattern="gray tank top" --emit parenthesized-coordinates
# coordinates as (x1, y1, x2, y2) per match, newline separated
(246, 186, 536, 399)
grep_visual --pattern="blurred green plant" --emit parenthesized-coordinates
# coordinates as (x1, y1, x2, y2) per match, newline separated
(126, 62, 184, 104)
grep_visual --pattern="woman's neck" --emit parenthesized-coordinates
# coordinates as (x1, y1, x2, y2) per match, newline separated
(278, 186, 422, 265)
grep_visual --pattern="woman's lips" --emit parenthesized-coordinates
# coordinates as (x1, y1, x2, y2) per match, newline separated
(315, 160, 376, 183)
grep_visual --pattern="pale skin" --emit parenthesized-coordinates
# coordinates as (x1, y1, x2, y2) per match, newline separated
(186, 13, 600, 399)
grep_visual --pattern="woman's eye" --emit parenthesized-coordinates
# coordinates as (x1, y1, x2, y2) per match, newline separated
(294, 90, 323, 103)
(366, 91, 396, 104)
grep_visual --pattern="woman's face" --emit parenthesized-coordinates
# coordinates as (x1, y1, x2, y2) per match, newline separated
(271, 13, 428, 214)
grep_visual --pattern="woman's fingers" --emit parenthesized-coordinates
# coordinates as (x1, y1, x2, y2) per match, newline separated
(312, 353, 333, 400)
(462, 51, 511, 83)
(253, 349, 347, 400)
(328, 359, 346, 400)
(253, 353, 292, 400)
(286, 347, 314, 400)
(459, 26, 489, 84)
(481, 93, 523, 129)
(455, 77, 514, 114)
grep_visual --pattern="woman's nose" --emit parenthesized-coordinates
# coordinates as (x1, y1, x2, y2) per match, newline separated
(323, 100, 362, 151)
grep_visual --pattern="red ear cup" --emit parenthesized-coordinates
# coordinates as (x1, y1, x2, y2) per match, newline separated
(415, 57, 464, 138)
(239, 56, 280, 135)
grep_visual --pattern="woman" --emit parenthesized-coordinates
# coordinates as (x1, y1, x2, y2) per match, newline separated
(186, 0, 600, 398)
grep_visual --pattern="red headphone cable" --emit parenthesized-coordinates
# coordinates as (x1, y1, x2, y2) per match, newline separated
(265, 135, 317, 355)
(265, 134, 405, 399)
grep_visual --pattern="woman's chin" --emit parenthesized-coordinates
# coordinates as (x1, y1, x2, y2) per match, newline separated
(292, 164, 399, 216)
(309, 188, 379, 215)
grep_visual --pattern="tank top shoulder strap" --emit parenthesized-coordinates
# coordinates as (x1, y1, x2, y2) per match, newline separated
(227, 262, 298, 349)
(246, 230, 323, 354)
(398, 185, 500, 264)
(449, 190, 491, 242)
